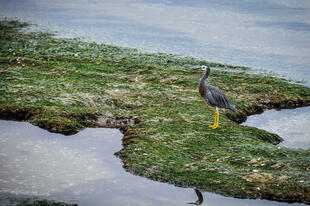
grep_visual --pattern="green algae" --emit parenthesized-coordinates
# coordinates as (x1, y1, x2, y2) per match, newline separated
(1, 19, 310, 204)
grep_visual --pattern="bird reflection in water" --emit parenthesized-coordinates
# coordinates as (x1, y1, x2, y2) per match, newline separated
(188, 189, 203, 205)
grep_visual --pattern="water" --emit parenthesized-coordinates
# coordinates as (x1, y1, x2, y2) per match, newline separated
(243, 106, 310, 149)
(0, 0, 310, 85)
(0, 120, 306, 206)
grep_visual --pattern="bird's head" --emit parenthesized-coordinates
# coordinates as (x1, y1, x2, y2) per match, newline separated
(191, 65, 210, 70)
(201, 65, 209, 70)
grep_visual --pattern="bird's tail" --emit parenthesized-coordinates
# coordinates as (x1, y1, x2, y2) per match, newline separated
(229, 104, 237, 112)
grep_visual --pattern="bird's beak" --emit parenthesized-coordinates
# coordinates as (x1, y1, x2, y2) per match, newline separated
(191, 66, 202, 70)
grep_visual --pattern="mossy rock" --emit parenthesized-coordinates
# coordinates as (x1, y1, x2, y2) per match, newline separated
(1, 19, 310, 204)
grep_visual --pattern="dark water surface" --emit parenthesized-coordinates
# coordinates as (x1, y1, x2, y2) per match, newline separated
(0, 120, 306, 206)
(1, 0, 310, 85)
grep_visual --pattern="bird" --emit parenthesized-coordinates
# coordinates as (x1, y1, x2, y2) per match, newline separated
(194, 65, 237, 129)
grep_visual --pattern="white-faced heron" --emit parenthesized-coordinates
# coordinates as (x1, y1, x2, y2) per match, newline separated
(194, 65, 237, 129)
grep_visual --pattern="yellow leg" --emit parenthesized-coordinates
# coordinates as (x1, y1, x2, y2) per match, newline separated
(208, 107, 221, 129)
(208, 110, 217, 129)
(215, 110, 221, 129)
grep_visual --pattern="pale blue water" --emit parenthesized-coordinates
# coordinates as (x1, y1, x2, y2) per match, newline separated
(0, 120, 307, 206)
(243, 106, 310, 149)
(0, 0, 310, 85)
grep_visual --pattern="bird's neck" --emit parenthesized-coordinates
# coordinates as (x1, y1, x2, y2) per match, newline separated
(200, 68, 210, 86)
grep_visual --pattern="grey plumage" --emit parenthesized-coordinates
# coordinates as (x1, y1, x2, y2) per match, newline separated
(198, 65, 236, 112)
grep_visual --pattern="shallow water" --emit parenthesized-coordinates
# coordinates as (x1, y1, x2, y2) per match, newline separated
(242, 106, 310, 149)
(0, 120, 306, 206)
(1, 0, 310, 85)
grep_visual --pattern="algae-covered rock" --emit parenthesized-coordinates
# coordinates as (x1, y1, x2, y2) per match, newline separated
(1, 19, 310, 204)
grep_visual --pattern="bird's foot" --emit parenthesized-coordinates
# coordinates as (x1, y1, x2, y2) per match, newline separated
(208, 124, 221, 129)
(208, 124, 216, 129)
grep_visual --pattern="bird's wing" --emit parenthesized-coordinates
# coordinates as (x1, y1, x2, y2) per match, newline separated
(207, 85, 235, 110)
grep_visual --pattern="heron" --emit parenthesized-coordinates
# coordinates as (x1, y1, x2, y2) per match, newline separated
(194, 65, 237, 129)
